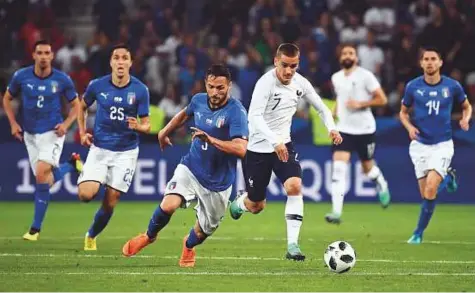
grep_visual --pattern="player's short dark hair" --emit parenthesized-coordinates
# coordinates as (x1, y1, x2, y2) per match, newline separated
(33, 40, 52, 52)
(276, 43, 300, 58)
(420, 47, 442, 60)
(340, 43, 357, 54)
(110, 44, 133, 60)
(205, 64, 231, 81)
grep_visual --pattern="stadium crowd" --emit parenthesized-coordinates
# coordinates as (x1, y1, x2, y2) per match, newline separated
(1, 0, 475, 138)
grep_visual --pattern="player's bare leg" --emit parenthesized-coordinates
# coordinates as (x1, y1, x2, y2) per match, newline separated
(361, 160, 391, 208)
(408, 171, 442, 244)
(24, 154, 83, 241)
(283, 177, 305, 261)
(230, 192, 265, 219)
(326, 151, 350, 224)
(83, 186, 120, 250)
(122, 194, 182, 257)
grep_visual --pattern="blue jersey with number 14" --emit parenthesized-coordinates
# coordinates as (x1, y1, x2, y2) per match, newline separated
(83, 75, 150, 152)
(402, 75, 467, 145)
(181, 93, 249, 192)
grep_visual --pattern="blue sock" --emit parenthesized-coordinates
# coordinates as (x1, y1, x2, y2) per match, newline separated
(31, 183, 51, 231)
(146, 206, 171, 239)
(414, 199, 436, 236)
(87, 207, 113, 238)
(52, 162, 75, 183)
(185, 228, 205, 249)
(437, 175, 450, 193)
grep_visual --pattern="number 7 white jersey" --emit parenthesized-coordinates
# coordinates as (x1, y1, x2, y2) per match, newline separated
(247, 69, 336, 153)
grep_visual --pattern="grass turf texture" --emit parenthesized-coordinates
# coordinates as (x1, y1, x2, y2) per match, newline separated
(0, 202, 474, 291)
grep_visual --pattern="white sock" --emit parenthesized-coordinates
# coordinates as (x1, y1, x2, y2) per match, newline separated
(331, 161, 348, 217)
(236, 192, 249, 212)
(285, 195, 303, 246)
(367, 165, 388, 192)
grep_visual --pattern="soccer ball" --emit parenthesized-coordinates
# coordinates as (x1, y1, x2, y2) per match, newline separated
(323, 241, 356, 273)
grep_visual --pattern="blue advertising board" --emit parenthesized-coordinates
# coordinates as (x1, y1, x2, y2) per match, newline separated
(0, 143, 473, 203)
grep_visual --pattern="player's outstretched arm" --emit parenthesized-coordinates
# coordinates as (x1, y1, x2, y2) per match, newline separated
(190, 127, 247, 158)
(158, 109, 190, 150)
(2, 90, 22, 141)
(399, 104, 419, 140)
(459, 99, 472, 131)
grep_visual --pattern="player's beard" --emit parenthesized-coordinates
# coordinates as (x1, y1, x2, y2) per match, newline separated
(209, 92, 228, 108)
(340, 59, 355, 69)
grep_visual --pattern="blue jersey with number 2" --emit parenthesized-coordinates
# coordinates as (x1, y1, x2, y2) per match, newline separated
(7, 66, 77, 134)
(402, 75, 467, 145)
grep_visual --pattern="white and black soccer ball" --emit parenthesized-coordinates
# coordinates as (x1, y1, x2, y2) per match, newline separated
(323, 241, 356, 273)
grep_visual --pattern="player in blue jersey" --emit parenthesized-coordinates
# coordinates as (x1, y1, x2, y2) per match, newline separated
(2, 40, 82, 241)
(122, 64, 248, 268)
(76, 44, 150, 251)
(400, 48, 472, 244)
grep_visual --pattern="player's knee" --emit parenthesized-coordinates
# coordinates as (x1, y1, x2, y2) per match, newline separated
(423, 184, 438, 200)
(35, 164, 51, 183)
(160, 194, 183, 215)
(284, 181, 301, 196)
(78, 186, 95, 202)
(248, 200, 265, 214)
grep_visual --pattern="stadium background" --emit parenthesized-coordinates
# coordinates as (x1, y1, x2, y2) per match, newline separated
(0, 0, 474, 203)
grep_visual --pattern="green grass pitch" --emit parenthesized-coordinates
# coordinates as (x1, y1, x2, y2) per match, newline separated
(0, 201, 474, 291)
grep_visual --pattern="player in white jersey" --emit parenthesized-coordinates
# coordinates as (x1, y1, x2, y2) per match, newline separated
(229, 43, 342, 261)
(325, 44, 391, 224)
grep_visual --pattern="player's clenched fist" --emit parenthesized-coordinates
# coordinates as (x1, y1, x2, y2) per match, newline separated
(329, 130, 343, 145)
(80, 132, 93, 147)
(407, 126, 420, 140)
(10, 122, 23, 142)
(274, 143, 288, 162)
(459, 118, 470, 131)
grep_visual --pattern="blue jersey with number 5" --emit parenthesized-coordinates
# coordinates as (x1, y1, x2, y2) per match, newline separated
(7, 66, 78, 134)
(83, 75, 150, 152)
(402, 75, 467, 145)
(181, 93, 249, 192)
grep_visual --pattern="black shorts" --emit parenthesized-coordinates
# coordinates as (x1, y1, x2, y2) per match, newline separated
(333, 132, 376, 161)
(243, 143, 302, 202)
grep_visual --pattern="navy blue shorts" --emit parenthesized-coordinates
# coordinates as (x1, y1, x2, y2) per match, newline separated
(333, 132, 376, 161)
(243, 143, 302, 202)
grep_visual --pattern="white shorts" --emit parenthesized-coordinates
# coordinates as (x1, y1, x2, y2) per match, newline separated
(164, 164, 232, 235)
(409, 140, 454, 179)
(77, 145, 139, 193)
(24, 131, 65, 175)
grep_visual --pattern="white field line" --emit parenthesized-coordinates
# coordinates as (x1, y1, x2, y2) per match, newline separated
(0, 271, 474, 277)
(0, 253, 475, 264)
(1, 235, 475, 245)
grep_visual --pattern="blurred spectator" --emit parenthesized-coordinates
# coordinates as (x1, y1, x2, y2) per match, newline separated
(178, 53, 204, 97)
(279, 0, 301, 43)
(388, 81, 405, 115)
(417, 5, 452, 58)
(312, 12, 339, 65)
(363, 0, 395, 46)
(340, 13, 368, 45)
(358, 30, 384, 80)
(408, 0, 438, 34)
(69, 56, 92, 96)
(56, 35, 87, 73)
(159, 85, 188, 120)
(156, 20, 182, 65)
(393, 35, 418, 83)
(93, 0, 125, 42)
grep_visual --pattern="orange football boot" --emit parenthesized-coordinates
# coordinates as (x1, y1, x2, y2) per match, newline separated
(122, 233, 155, 257)
(178, 236, 196, 268)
